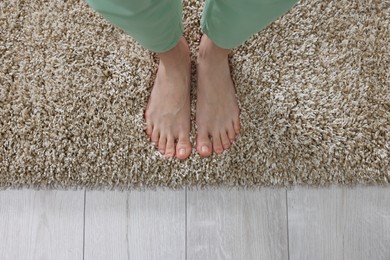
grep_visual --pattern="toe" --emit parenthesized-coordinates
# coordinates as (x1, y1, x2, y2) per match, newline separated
(164, 135, 176, 158)
(175, 134, 192, 160)
(196, 129, 212, 157)
(227, 123, 236, 142)
(158, 134, 167, 154)
(151, 128, 159, 146)
(233, 117, 241, 134)
(212, 132, 224, 154)
(220, 131, 231, 150)
(145, 121, 153, 136)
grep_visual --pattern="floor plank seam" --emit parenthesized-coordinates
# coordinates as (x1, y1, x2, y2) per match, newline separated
(286, 189, 290, 260)
(83, 188, 86, 260)
(185, 187, 188, 260)
(126, 193, 130, 260)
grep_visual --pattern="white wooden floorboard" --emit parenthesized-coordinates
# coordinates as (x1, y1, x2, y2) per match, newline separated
(288, 184, 390, 260)
(187, 187, 288, 260)
(84, 188, 186, 260)
(0, 188, 84, 260)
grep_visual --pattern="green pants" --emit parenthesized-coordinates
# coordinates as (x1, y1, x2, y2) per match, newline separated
(85, 0, 298, 53)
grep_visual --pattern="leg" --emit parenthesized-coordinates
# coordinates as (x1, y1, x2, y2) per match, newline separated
(195, 0, 298, 157)
(200, 0, 299, 49)
(86, 0, 193, 160)
(85, 0, 183, 52)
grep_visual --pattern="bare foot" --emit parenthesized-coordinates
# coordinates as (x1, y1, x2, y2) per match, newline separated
(195, 34, 241, 157)
(144, 36, 192, 160)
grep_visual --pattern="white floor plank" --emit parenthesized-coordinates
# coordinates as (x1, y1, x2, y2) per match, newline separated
(84, 188, 186, 260)
(187, 187, 288, 260)
(0, 189, 84, 260)
(288, 184, 390, 260)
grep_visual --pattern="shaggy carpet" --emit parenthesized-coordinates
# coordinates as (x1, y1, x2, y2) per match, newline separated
(0, 0, 389, 190)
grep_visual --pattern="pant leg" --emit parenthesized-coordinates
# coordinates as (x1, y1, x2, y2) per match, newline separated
(200, 0, 298, 49)
(85, 0, 183, 53)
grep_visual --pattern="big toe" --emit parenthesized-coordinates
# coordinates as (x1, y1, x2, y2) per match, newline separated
(196, 130, 212, 157)
(175, 134, 192, 160)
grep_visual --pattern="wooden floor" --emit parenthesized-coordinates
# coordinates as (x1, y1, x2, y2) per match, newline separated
(0, 185, 389, 260)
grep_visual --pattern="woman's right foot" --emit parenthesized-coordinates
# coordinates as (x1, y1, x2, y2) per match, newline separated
(144, 36, 193, 160)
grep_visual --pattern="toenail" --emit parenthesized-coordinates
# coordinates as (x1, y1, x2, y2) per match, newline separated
(201, 146, 209, 152)
(179, 148, 186, 155)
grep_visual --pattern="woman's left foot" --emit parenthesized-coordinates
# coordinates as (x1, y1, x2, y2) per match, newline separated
(195, 34, 241, 157)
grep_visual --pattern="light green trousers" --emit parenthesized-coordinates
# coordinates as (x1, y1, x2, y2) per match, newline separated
(85, 0, 298, 53)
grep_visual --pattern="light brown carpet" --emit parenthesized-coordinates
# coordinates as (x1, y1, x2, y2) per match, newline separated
(1, 0, 389, 190)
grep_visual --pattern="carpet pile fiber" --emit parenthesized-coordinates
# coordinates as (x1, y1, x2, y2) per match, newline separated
(1, 0, 389, 189)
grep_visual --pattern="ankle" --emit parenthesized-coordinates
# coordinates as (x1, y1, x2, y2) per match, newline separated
(158, 37, 190, 65)
(197, 35, 230, 62)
